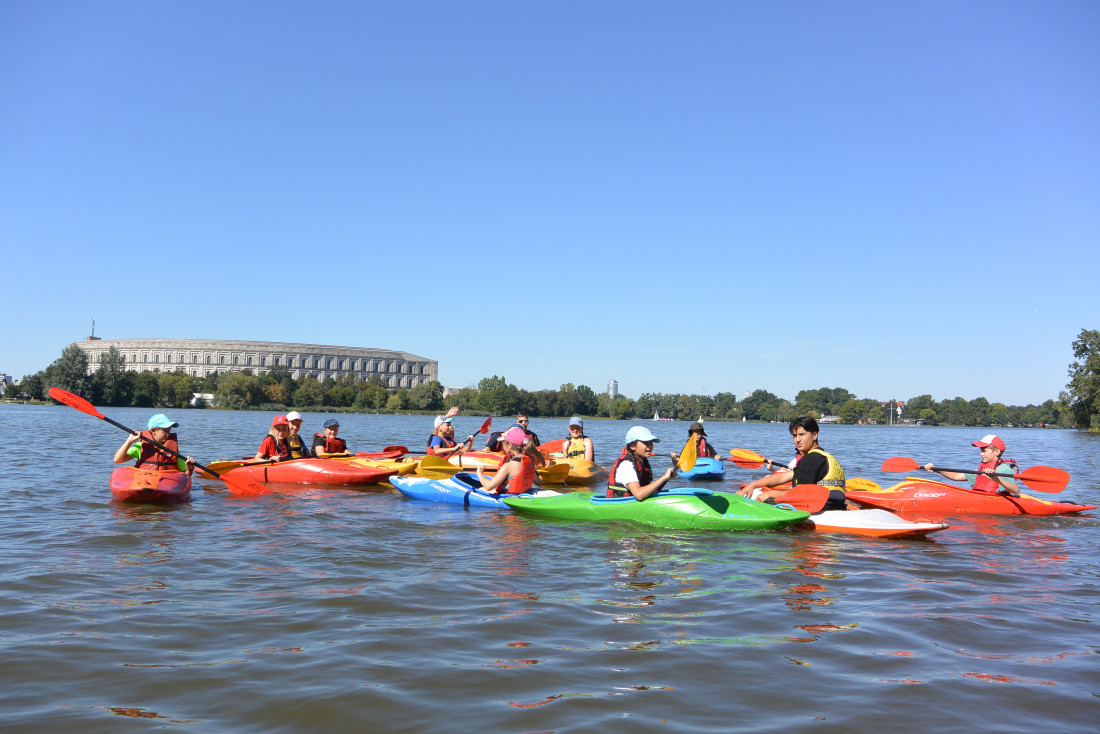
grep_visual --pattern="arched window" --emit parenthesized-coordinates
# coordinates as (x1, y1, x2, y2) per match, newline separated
(247, 356, 253, 366)
(206, 355, 211, 364)
(219, 355, 226, 365)
(142, 354, 148, 363)
(233, 355, 239, 365)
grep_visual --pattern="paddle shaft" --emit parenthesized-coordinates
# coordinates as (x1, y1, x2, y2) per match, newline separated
(99, 414, 230, 480)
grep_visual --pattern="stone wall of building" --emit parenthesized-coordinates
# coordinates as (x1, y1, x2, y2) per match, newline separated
(72, 338, 438, 389)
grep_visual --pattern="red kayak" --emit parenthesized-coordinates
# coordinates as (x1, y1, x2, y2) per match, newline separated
(222, 458, 398, 486)
(846, 477, 1097, 517)
(110, 467, 192, 504)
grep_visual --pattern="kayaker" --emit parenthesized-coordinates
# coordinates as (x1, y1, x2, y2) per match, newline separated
(286, 411, 313, 459)
(313, 418, 353, 458)
(562, 417, 594, 461)
(516, 411, 541, 446)
(254, 415, 293, 461)
(427, 406, 471, 457)
(736, 416, 848, 511)
(607, 426, 677, 500)
(113, 414, 196, 475)
(923, 434, 1020, 496)
(687, 422, 719, 458)
(476, 427, 536, 495)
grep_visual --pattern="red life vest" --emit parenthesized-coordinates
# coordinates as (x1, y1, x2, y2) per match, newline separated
(973, 458, 1016, 492)
(426, 435, 456, 454)
(607, 448, 653, 497)
(314, 433, 347, 454)
(502, 454, 535, 494)
(136, 430, 180, 471)
(694, 437, 718, 459)
(259, 434, 292, 460)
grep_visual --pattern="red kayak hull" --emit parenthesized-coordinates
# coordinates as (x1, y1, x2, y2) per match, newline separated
(225, 458, 398, 485)
(846, 477, 1097, 517)
(110, 467, 192, 504)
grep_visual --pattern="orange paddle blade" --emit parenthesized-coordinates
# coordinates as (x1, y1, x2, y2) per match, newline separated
(479, 416, 493, 434)
(1015, 466, 1070, 493)
(776, 485, 830, 513)
(220, 474, 269, 496)
(881, 456, 921, 473)
(677, 436, 698, 472)
(49, 388, 105, 419)
(729, 448, 766, 469)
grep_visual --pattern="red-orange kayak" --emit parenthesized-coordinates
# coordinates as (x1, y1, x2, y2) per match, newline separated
(221, 458, 398, 485)
(846, 477, 1097, 516)
(110, 467, 192, 504)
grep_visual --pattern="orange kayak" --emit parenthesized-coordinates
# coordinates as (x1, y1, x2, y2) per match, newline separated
(110, 467, 192, 504)
(846, 477, 1097, 516)
(218, 458, 398, 486)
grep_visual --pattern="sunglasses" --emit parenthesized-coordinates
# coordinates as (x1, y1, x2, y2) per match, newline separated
(517, 420, 529, 425)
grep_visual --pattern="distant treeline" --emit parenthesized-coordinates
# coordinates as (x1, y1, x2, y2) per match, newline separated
(8, 344, 1081, 429)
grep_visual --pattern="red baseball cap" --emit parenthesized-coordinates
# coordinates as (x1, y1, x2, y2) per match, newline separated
(971, 434, 1005, 452)
(272, 415, 290, 427)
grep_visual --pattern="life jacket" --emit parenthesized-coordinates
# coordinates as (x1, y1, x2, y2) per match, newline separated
(793, 448, 846, 489)
(427, 434, 456, 454)
(260, 433, 292, 460)
(564, 435, 589, 459)
(287, 433, 311, 459)
(314, 433, 347, 454)
(972, 458, 1017, 492)
(607, 448, 653, 498)
(693, 437, 718, 459)
(485, 431, 503, 452)
(135, 430, 181, 471)
(501, 454, 535, 494)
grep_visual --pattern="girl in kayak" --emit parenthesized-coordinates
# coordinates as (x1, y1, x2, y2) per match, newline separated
(476, 427, 535, 495)
(562, 417, 595, 461)
(687, 422, 720, 458)
(286, 411, 313, 459)
(113, 413, 196, 474)
(923, 434, 1020, 496)
(312, 418, 353, 458)
(736, 416, 848, 511)
(254, 415, 293, 461)
(427, 406, 473, 457)
(607, 426, 677, 500)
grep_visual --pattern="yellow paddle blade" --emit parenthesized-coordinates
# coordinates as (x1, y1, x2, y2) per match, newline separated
(419, 455, 460, 478)
(677, 437, 698, 472)
(845, 477, 883, 492)
(729, 448, 766, 468)
(537, 463, 571, 484)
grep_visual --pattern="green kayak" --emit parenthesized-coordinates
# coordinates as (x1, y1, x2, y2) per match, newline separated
(502, 488, 809, 531)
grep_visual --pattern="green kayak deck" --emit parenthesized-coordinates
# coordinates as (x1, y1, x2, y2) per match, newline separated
(502, 488, 809, 531)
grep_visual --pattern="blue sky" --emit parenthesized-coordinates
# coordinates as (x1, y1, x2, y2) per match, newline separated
(2, 1, 1097, 406)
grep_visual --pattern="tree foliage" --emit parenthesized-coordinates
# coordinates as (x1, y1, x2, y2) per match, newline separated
(1067, 329, 1100, 430)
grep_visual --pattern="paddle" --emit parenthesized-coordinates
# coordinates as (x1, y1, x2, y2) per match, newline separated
(846, 477, 883, 492)
(728, 448, 791, 472)
(762, 484, 830, 513)
(881, 456, 1069, 493)
(49, 388, 268, 496)
(677, 435, 698, 472)
(459, 416, 493, 450)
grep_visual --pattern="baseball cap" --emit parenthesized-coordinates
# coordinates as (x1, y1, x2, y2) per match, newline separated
(433, 415, 455, 429)
(625, 426, 659, 444)
(323, 418, 340, 428)
(568, 417, 583, 428)
(971, 434, 1005, 452)
(500, 427, 527, 445)
(271, 415, 289, 427)
(148, 414, 179, 430)
(286, 411, 303, 422)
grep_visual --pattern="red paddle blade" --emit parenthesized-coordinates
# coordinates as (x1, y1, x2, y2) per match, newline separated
(881, 456, 921, 473)
(777, 485, 830, 513)
(478, 416, 492, 435)
(222, 474, 269, 496)
(729, 448, 766, 469)
(383, 445, 409, 455)
(49, 388, 105, 420)
(1015, 466, 1070, 493)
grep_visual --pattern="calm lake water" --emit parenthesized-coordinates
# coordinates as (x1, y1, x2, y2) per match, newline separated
(1, 404, 1098, 732)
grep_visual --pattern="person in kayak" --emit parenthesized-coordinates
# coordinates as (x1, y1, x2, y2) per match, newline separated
(312, 418, 353, 458)
(736, 416, 848, 511)
(254, 415, 293, 461)
(686, 422, 719, 458)
(562, 417, 595, 461)
(427, 406, 472, 457)
(476, 427, 536, 495)
(607, 426, 677, 500)
(516, 411, 541, 446)
(286, 411, 313, 459)
(113, 414, 196, 475)
(923, 434, 1020, 496)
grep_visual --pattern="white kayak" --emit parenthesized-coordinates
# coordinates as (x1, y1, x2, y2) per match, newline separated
(803, 508, 949, 538)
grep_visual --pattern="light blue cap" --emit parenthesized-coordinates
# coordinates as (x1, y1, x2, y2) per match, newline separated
(568, 417, 583, 428)
(148, 414, 178, 430)
(625, 426, 659, 444)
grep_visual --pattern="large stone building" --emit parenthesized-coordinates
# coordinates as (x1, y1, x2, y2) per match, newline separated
(72, 338, 437, 389)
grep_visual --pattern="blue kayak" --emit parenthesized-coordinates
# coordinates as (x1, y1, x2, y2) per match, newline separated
(677, 457, 726, 480)
(390, 472, 561, 508)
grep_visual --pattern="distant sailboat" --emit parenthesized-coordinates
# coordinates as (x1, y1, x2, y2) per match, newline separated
(652, 410, 673, 422)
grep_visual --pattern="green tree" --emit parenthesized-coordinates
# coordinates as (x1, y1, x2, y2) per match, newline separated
(216, 372, 259, 409)
(408, 380, 444, 410)
(354, 380, 388, 410)
(477, 376, 519, 415)
(387, 389, 409, 411)
(575, 385, 599, 416)
(158, 371, 195, 409)
(741, 389, 781, 421)
(131, 372, 161, 407)
(20, 372, 45, 400)
(838, 399, 862, 424)
(990, 402, 1008, 425)
(293, 375, 324, 407)
(610, 397, 635, 420)
(868, 405, 884, 424)
(49, 344, 91, 398)
(919, 408, 937, 424)
(1067, 329, 1100, 430)
(92, 345, 132, 406)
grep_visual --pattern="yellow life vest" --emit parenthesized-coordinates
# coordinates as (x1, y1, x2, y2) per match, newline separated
(288, 433, 310, 459)
(564, 435, 589, 459)
(802, 447, 846, 489)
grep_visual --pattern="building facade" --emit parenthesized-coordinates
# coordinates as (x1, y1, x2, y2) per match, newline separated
(72, 338, 437, 389)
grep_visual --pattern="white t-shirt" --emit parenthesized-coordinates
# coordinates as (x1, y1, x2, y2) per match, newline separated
(614, 460, 640, 487)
